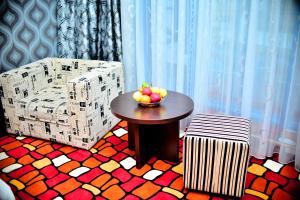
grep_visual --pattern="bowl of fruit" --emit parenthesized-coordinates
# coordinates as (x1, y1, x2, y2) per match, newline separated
(132, 82, 168, 107)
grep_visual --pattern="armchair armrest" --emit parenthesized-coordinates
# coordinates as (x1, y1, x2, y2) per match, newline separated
(0, 59, 55, 103)
(67, 62, 125, 146)
(0, 58, 56, 133)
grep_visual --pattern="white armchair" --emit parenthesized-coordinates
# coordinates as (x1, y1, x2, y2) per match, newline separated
(0, 58, 125, 149)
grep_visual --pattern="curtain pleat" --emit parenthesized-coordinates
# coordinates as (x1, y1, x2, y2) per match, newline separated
(57, 0, 122, 61)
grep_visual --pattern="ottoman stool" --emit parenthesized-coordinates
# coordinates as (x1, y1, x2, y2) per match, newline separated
(183, 114, 250, 197)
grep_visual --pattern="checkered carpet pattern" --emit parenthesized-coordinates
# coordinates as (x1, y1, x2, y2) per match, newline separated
(0, 121, 299, 199)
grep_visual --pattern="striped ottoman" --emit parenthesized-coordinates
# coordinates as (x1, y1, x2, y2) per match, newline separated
(183, 114, 250, 197)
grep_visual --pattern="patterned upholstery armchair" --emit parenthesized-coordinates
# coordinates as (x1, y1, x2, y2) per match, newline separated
(0, 58, 125, 149)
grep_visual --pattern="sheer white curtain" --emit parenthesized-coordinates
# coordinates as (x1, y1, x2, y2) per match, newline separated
(121, 0, 300, 171)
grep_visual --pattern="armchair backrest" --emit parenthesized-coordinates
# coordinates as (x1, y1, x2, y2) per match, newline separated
(0, 58, 56, 105)
(53, 58, 108, 85)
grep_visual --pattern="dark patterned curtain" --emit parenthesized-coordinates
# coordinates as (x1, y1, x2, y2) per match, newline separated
(57, 0, 122, 61)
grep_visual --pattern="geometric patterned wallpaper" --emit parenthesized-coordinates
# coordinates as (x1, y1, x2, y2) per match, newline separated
(0, 0, 57, 72)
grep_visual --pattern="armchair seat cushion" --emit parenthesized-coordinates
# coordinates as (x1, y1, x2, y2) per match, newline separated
(16, 85, 70, 125)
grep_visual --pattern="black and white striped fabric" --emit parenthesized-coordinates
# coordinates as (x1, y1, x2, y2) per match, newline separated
(183, 114, 250, 197)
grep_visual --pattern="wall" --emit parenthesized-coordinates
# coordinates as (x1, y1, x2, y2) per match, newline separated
(0, 0, 57, 72)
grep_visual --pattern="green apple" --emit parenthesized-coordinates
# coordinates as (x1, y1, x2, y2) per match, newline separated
(142, 81, 150, 88)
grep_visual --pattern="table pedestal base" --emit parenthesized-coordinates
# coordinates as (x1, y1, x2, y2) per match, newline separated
(128, 121, 179, 169)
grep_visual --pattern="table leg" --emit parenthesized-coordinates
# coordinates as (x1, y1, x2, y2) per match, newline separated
(127, 123, 136, 150)
(127, 123, 148, 168)
(130, 123, 150, 168)
(159, 121, 180, 162)
(134, 124, 143, 168)
(127, 121, 180, 169)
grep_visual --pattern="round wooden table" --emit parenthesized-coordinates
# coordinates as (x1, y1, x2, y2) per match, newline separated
(110, 91, 194, 168)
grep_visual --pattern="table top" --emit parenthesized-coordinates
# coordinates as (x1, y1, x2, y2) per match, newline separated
(110, 91, 194, 124)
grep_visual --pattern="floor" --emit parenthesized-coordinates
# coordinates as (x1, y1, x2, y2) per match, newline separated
(0, 121, 299, 200)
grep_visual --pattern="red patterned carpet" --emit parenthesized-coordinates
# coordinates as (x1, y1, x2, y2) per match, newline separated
(0, 121, 299, 199)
